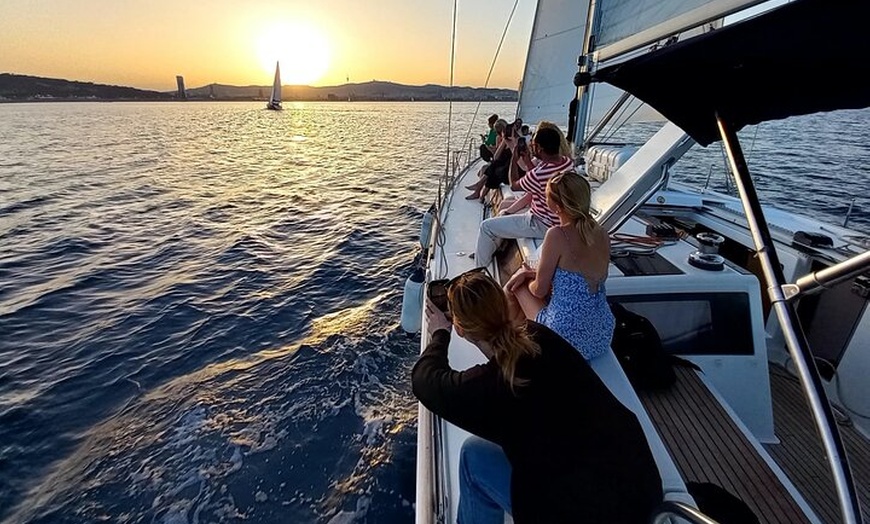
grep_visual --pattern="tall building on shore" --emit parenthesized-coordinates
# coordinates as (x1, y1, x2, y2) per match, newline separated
(176, 76, 187, 100)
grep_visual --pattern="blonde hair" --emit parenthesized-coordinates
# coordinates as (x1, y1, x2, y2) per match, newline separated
(448, 272, 540, 392)
(536, 120, 574, 159)
(547, 172, 598, 246)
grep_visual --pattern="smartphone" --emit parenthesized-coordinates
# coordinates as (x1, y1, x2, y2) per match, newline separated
(427, 279, 450, 313)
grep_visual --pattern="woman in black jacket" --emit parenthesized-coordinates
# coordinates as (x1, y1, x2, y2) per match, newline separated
(412, 270, 662, 523)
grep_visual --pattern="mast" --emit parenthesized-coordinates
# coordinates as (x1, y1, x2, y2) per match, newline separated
(568, 0, 599, 154)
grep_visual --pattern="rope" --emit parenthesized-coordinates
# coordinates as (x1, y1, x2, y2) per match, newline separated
(609, 232, 681, 257)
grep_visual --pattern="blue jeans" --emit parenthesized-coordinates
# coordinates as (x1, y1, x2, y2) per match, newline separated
(457, 436, 513, 524)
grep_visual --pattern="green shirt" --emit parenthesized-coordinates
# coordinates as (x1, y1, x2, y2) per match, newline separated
(484, 128, 497, 147)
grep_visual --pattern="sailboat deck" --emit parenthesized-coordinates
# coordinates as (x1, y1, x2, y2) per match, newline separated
(763, 366, 870, 523)
(638, 367, 812, 523)
(639, 364, 870, 523)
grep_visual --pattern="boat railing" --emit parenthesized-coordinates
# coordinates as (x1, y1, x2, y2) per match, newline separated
(452, 148, 468, 179)
(649, 501, 721, 524)
(783, 249, 870, 301)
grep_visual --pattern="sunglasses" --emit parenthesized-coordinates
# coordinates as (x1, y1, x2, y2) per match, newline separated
(427, 267, 491, 314)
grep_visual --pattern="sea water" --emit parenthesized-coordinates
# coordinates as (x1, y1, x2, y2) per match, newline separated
(0, 101, 868, 524)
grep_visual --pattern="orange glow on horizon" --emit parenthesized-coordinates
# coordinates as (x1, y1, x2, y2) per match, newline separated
(0, 0, 535, 91)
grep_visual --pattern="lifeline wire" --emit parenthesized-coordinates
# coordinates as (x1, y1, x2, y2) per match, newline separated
(444, 0, 458, 185)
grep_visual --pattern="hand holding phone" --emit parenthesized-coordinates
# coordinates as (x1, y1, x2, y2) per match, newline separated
(427, 279, 450, 314)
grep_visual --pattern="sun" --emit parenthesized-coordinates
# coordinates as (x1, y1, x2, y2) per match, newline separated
(256, 22, 331, 85)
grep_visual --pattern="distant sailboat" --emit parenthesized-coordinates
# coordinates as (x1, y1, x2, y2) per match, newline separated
(266, 61, 282, 110)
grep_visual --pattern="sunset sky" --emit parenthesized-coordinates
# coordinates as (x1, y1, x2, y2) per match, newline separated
(0, 0, 537, 92)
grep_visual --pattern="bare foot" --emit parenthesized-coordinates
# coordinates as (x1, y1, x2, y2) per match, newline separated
(465, 193, 481, 200)
(465, 184, 478, 190)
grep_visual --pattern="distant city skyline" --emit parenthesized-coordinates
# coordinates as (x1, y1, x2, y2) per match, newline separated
(0, 0, 537, 92)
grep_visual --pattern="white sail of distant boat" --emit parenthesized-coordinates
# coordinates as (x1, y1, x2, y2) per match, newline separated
(266, 61, 282, 110)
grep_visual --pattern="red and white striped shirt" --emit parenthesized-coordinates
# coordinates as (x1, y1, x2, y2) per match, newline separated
(518, 156, 574, 228)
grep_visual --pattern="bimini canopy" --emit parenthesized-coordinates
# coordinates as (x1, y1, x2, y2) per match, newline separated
(590, 0, 870, 147)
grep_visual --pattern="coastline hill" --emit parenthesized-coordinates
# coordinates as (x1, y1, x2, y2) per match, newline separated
(187, 81, 516, 102)
(0, 73, 516, 102)
(0, 73, 172, 101)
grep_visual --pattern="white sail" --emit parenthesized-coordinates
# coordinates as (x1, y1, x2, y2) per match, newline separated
(267, 61, 282, 110)
(516, 0, 590, 129)
(515, 0, 661, 134)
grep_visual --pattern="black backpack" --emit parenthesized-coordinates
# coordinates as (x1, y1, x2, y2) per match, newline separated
(609, 303, 698, 391)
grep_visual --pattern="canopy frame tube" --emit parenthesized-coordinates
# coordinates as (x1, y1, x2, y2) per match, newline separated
(783, 250, 870, 301)
(716, 112, 863, 524)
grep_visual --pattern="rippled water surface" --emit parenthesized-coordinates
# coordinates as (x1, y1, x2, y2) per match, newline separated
(0, 101, 868, 524)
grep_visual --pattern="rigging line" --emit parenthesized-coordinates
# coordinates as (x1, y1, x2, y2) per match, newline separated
(445, 0, 458, 182)
(746, 122, 760, 164)
(715, 139, 735, 195)
(597, 96, 644, 145)
(610, 101, 645, 142)
(433, 0, 461, 283)
(461, 0, 522, 151)
(584, 84, 625, 142)
(585, 83, 634, 146)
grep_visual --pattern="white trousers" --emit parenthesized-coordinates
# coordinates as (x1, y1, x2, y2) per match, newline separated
(475, 211, 549, 268)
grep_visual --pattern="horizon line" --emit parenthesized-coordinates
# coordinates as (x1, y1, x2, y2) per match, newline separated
(0, 72, 519, 94)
